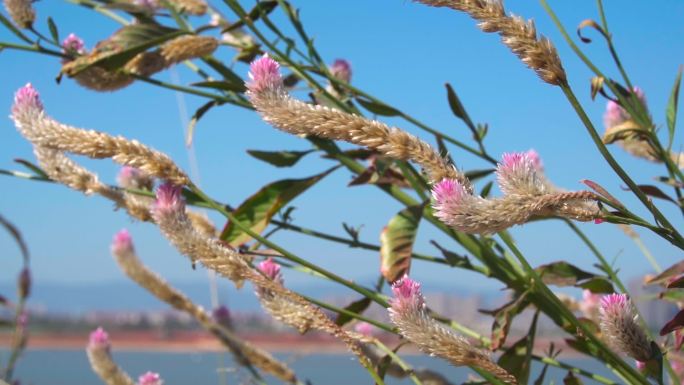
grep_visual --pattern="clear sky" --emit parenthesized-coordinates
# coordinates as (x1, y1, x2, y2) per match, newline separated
(0, 0, 682, 301)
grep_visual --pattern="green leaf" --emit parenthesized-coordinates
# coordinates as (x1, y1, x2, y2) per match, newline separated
(536, 261, 595, 286)
(64, 24, 185, 76)
(480, 181, 494, 198)
(192, 80, 246, 93)
(220, 168, 337, 246)
(445, 82, 476, 132)
(464, 168, 495, 181)
(577, 277, 614, 293)
(13, 158, 48, 179)
(47, 17, 60, 43)
(202, 57, 246, 91)
(498, 312, 538, 385)
(482, 293, 530, 350)
(334, 297, 371, 326)
(247, 149, 313, 168)
(667, 67, 682, 150)
(380, 204, 424, 282)
(356, 98, 401, 117)
(186, 100, 222, 146)
(223, 1, 278, 32)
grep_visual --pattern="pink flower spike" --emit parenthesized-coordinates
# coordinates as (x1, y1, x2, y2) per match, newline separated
(12, 83, 43, 116)
(636, 360, 646, 371)
(154, 183, 184, 215)
(138, 371, 163, 385)
(112, 229, 133, 255)
(62, 33, 85, 54)
(258, 257, 282, 281)
(599, 293, 629, 315)
(431, 179, 465, 205)
(390, 275, 424, 312)
(330, 59, 352, 83)
(525, 149, 542, 170)
(89, 327, 110, 349)
(247, 54, 283, 94)
(354, 321, 374, 337)
(594, 218, 605, 224)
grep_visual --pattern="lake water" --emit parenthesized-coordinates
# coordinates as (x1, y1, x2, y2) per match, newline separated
(7, 349, 617, 384)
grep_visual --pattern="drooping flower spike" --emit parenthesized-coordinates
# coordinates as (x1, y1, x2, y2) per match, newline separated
(246, 55, 465, 186)
(431, 151, 599, 234)
(87, 327, 136, 385)
(388, 275, 517, 384)
(599, 293, 653, 362)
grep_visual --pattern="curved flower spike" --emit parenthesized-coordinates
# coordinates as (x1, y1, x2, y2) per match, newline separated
(388, 275, 517, 384)
(432, 151, 599, 234)
(599, 293, 653, 362)
(87, 327, 136, 385)
(246, 55, 466, 186)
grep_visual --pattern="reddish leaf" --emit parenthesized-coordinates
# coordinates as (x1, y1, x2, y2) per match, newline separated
(379, 205, 423, 282)
(646, 261, 684, 286)
(660, 309, 684, 336)
(580, 179, 624, 208)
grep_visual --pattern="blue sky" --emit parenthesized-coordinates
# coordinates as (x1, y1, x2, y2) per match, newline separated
(0, 0, 682, 303)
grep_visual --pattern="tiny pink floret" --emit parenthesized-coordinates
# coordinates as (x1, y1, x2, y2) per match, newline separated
(117, 166, 140, 186)
(431, 179, 465, 204)
(636, 360, 646, 371)
(354, 321, 374, 337)
(258, 257, 281, 281)
(594, 218, 605, 224)
(330, 59, 352, 83)
(247, 55, 283, 93)
(154, 183, 184, 214)
(599, 293, 629, 317)
(12, 83, 43, 116)
(112, 229, 133, 254)
(392, 275, 422, 299)
(138, 371, 163, 385)
(62, 33, 85, 53)
(89, 327, 110, 348)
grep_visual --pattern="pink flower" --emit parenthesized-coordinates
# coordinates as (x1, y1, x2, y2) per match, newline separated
(258, 257, 282, 282)
(389, 275, 425, 314)
(579, 289, 601, 318)
(636, 360, 646, 371)
(431, 178, 469, 223)
(599, 293, 652, 361)
(138, 371, 163, 385)
(496, 150, 548, 195)
(330, 59, 352, 83)
(153, 183, 184, 216)
(594, 218, 605, 224)
(11, 83, 43, 117)
(117, 166, 152, 189)
(89, 327, 110, 350)
(603, 87, 647, 129)
(354, 321, 374, 337)
(112, 229, 133, 255)
(62, 33, 85, 55)
(246, 54, 283, 94)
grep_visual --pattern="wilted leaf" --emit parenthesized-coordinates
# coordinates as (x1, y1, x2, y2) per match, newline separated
(577, 19, 608, 44)
(627, 184, 677, 204)
(580, 179, 624, 208)
(498, 312, 538, 384)
(220, 168, 337, 246)
(481, 293, 530, 350)
(356, 98, 401, 116)
(247, 149, 314, 168)
(590, 76, 605, 100)
(646, 261, 684, 285)
(602, 121, 647, 144)
(667, 67, 682, 149)
(334, 297, 372, 326)
(380, 205, 424, 282)
(660, 309, 684, 336)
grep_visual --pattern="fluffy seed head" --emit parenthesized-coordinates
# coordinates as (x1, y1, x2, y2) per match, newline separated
(330, 59, 352, 83)
(431, 178, 470, 223)
(12, 83, 43, 117)
(89, 327, 110, 350)
(138, 371, 163, 385)
(62, 33, 85, 55)
(3, 0, 35, 28)
(112, 229, 133, 255)
(603, 87, 648, 129)
(390, 275, 425, 314)
(496, 150, 548, 195)
(258, 257, 282, 282)
(247, 55, 283, 94)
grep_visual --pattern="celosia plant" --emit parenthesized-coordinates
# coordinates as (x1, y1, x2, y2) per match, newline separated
(1, 1, 684, 385)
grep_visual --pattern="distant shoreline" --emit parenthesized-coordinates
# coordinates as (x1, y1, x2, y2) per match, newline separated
(0, 331, 583, 357)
